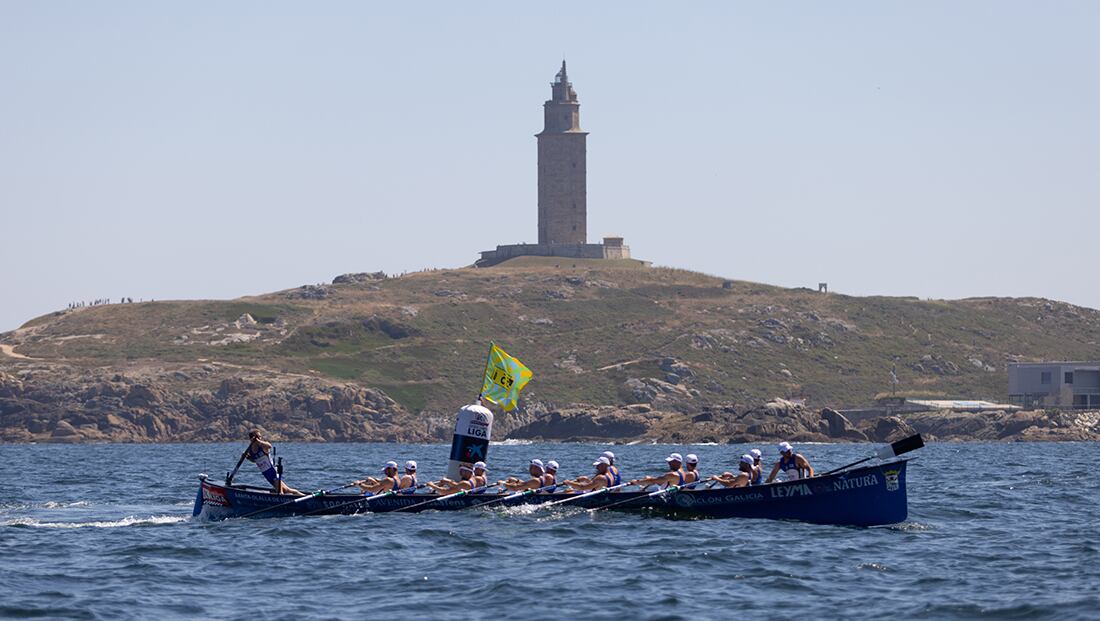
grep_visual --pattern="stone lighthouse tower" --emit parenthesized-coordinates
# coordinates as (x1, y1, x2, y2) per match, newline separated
(537, 61, 587, 245)
(475, 62, 634, 267)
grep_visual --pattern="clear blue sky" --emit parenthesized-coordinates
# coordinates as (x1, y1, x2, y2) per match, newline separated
(2, 2, 1098, 331)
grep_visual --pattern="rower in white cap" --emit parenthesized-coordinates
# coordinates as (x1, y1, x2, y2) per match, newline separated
(765, 441, 814, 483)
(709, 455, 754, 488)
(397, 461, 418, 493)
(564, 456, 615, 492)
(543, 460, 560, 491)
(749, 449, 764, 485)
(356, 460, 401, 494)
(684, 454, 702, 483)
(629, 453, 687, 489)
(601, 451, 622, 486)
(472, 461, 489, 488)
(500, 459, 547, 492)
(427, 464, 477, 495)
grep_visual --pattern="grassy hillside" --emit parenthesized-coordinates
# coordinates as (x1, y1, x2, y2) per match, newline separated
(6, 258, 1100, 413)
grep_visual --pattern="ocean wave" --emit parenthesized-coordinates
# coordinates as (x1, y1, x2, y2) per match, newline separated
(3, 515, 187, 529)
(491, 439, 533, 446)
(42, 500, 92, 509)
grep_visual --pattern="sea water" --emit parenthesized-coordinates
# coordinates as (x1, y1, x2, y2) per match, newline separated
(1, 442, 1097, 620)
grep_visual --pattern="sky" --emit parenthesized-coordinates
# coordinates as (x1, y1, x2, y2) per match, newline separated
(2, 2, 1098, 331)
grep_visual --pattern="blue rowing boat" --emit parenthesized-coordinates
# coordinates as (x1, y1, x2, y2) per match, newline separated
(192, 459, 909, 526)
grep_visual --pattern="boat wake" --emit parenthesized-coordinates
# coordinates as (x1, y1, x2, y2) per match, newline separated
(3, 515, 187, 529)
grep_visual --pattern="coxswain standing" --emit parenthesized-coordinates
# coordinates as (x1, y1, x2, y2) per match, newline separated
(427, 464, 476, 495)
(629, 453, 687, 489)
(501, 459, 547, 492)
(564, 457, 615, 492)
(766, 442, 814, 483)
(357, 461, 400, 494)
(242, 430, 302, 495)
(684, 454, 702, 483)
(710, 455, 754, 488)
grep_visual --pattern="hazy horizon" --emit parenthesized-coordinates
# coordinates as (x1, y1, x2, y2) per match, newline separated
(2, 2, 1098, 332)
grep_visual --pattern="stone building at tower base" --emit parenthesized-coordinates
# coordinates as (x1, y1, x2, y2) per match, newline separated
(476, 237, 631, 268)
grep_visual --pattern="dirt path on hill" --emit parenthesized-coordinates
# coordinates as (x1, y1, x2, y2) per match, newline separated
(0, 344, 30, 359)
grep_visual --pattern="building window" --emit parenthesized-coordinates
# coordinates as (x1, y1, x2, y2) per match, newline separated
(1065, 372, 1074, 384)
(572, 225, 577, 231)
(1040, 371, 1051, 385)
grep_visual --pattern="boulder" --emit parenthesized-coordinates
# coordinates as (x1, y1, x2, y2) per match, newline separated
(820, 408, 867, 441)
(332, 272, 386, 285)
(867, 416, 916, 442)
(51, 420, 80, 437)
(123, 384, 164, 408)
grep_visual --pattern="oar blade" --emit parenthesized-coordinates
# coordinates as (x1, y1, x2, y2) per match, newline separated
(877, 433, 924, 459)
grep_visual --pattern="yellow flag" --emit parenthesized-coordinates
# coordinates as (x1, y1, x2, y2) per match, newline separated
(480, 343, 533, 412)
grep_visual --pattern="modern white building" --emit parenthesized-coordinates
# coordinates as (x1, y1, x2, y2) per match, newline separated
(1008, 362, 1100, 409)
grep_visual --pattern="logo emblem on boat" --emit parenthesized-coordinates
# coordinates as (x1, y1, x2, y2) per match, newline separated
(202, 485, 230, 506)
(674, 494, 695, 508)
(883, 469, 900, 492)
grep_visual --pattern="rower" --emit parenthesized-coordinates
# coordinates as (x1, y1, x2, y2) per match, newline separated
(501, 459, 546, 492)
(765, 441, 814, 483)
(629, 453, 686, 490)
(397, 460, 418, 493)
(563, 457, 615, 492)
(357, 461, 400, 494)
(242, 430, 302, 495)
(472, 461, 489, 488)
(710, 455, 754, 488)
(542, 460, 559, 491)
(684, 454, 702, 483)
(749, 449, 764, 485)
(602, 451, 622, 485)
(427, 464, 476, 495)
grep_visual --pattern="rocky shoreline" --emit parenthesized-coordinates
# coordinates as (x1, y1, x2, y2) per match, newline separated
(2, 366, 1098, 444)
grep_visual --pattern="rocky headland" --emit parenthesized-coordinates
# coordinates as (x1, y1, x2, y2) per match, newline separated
(3, 259, 1099, 444)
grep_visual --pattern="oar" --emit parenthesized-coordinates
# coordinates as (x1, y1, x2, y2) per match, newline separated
(588, 479, 712, 513)
(465, 482, 563, 510)
(225, 452, 247, 485)
(820, 433, 925, 477)
(390, 484, 500, 513)
(237, 480, 366, 519)
(300, 483, 429, 517)
(537, 483, 632, 509)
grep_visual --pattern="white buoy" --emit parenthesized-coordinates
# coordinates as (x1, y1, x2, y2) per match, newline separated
(446, 403, 494, 480)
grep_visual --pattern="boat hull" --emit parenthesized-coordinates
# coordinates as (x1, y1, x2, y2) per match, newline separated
(192, 460, 908, 527)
